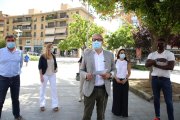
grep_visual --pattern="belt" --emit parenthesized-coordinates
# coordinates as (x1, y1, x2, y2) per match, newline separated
(117, 78, 126, 80)
(0, 75, 19, 79)
(94, 85, 105, 89)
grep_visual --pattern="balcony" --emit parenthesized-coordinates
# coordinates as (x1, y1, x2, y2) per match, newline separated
(13, 18, 32, 23)
(22, 27, 32, 31)
(20, 34, 32, 38)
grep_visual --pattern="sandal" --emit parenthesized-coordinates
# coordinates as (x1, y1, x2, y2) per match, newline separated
(40, 107, 45, 111)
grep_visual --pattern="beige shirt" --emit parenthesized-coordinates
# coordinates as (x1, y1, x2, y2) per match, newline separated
(45, 58, 54, 75)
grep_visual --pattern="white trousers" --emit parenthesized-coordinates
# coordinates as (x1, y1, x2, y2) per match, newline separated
(40, 73, 59, 108)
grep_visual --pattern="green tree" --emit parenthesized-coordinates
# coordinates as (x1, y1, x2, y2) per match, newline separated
(106, 24, 134, 50)
(83, 0, 180, 50)
(58, 14, 104, 50)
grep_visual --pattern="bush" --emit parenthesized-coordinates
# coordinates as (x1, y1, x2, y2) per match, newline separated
(132, 64, 149, 71)
(30, 55, 39, 61)
(23, 54, 39, 61)
(0, 40, 6, 48)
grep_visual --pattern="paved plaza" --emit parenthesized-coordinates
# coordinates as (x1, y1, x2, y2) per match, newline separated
(1, 58, 180, 120)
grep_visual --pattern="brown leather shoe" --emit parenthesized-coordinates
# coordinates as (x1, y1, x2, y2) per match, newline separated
(40, 107, 45, 111)
(53, 107, 59, 112)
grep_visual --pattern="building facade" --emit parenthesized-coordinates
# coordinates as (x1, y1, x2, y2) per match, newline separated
(3, 4, 94, 56)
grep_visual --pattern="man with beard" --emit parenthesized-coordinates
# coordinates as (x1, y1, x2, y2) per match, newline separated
(145, 38, 175, 120)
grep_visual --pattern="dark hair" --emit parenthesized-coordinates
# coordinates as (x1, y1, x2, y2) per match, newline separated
(157, 38, 165, 42)
(116, 49, 128, 62)
(5, 35, 16, 40)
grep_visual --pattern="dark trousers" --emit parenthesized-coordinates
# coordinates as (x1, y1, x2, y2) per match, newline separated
(83, 86, 108, 120)
(152, 76, 174, 120)
(112, 79, 129, 117)
(0, 75, 20, 119)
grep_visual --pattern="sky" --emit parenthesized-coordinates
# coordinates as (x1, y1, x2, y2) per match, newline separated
(0, 0, 120, 32)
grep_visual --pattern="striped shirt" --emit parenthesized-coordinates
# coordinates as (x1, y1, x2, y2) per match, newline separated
(0, 47, 23, 77)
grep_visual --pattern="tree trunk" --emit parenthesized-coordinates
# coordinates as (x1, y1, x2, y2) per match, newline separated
(148, 33, 159, 87)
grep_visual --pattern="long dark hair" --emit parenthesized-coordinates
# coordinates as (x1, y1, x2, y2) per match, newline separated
(116, 49, 128, 62)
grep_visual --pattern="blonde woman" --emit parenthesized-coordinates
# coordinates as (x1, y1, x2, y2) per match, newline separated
(38, 43, 59, 112)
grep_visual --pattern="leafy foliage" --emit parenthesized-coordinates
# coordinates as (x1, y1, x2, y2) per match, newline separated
(132, 26, 152, 53)
(168, 34, 180, 49)
(58, 14, 104, 50)
(132, 64, 149, 71)
(83, 0, 122, 17)
(105, 24, 134, 50)
(84, 0, 180, 42)
(0, 35, 5, 48)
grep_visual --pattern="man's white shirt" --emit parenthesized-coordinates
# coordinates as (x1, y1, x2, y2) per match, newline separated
(147, 50, 175, 78)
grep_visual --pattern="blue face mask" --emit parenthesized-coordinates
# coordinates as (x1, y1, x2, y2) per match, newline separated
(119, 53, 125, 59)
(92, 41, 102, 49)
(7, 42, 16, 49)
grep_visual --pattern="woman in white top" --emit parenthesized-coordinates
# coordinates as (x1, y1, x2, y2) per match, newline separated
(112, 49, 131, 117)
(38, 43, 59, 112)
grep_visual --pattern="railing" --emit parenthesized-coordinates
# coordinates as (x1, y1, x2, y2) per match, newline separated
(13, 20, 32, 23)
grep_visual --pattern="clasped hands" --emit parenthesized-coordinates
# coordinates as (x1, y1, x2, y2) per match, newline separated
(86, 72, 111, 80)
(148, 58, 167, 66)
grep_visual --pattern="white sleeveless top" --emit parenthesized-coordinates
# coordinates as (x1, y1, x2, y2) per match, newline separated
(116, 59, 128, 78)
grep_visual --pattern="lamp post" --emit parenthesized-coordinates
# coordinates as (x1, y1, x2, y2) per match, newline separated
(14, 29, 22, 49)
(86, 1, 89, 48)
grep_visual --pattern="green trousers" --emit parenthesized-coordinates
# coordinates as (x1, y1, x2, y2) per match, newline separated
(82, 87, 108, 120)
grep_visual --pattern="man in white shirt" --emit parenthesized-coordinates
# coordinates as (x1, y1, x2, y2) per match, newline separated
(145, 38, 175, 120)
(80, 34, 116, 120)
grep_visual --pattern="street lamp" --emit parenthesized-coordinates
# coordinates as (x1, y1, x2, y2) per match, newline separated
(14, 29, 22, 49)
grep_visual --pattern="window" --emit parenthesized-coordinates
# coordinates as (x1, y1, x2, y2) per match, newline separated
(19, 39, 22, 44)
(34, 32, 36, 37)
(41, 16, 44, 21)
(41, 32, 43, 37)
(47, 22, 54, 28)
(41, 24, 43, 29)
(34, 24, 36, 30)
(26, 39, 31, 45)
(60, 12, 67, 18)
(60, 21, 66, 27)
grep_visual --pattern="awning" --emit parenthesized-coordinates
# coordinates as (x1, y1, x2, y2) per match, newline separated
(45, 28, 55, 34)
(55, 36, 66, 40)
(55, 28, 66, 33)
(44, 36, 54, 42)
(22, 23, 31, 26)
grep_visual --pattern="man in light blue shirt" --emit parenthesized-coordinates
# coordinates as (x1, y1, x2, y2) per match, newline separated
(0, 35, 24, 120)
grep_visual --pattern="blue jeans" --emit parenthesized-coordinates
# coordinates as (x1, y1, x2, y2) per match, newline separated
(0, 75, 20, 119)
(152, 76, 174, 120)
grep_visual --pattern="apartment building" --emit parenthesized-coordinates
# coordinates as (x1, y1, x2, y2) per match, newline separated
(0, 11, 8, 36)
(3, 4, 94, 56)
